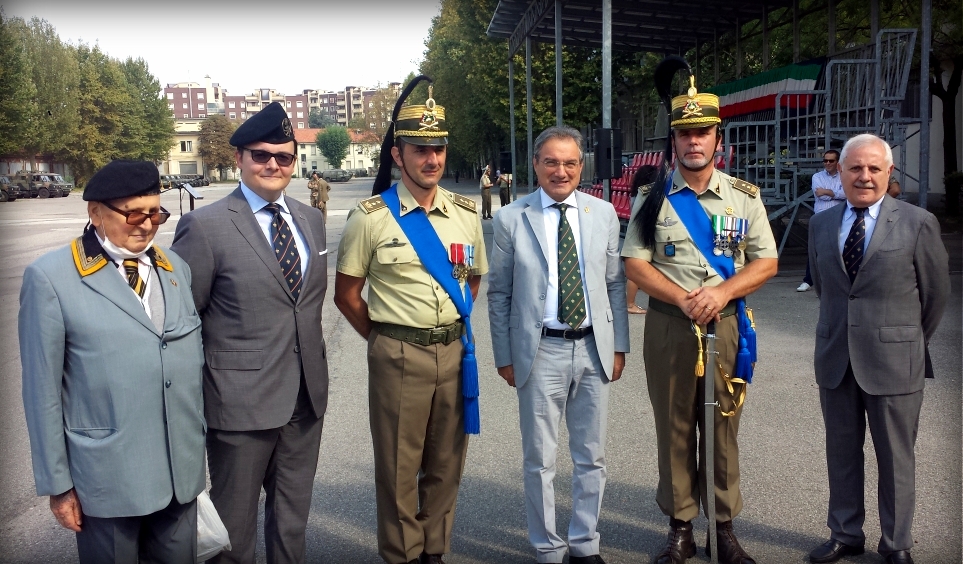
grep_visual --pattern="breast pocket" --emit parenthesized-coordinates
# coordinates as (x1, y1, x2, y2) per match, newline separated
(376, 244, 415, 266)
(654, 227, 689, 258)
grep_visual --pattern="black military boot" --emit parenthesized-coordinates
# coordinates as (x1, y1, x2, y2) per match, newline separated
(653, 518, 696, 564)
(706, 520, 756, 564)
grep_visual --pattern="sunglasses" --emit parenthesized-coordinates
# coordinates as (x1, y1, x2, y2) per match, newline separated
(823, 159, 837, 163)
(102, 201, 171, 225)
(245, 148, 296, 167)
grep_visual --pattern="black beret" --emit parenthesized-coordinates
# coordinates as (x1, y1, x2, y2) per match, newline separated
(83, 160, 161, 201)
(229, 101, 295, 147)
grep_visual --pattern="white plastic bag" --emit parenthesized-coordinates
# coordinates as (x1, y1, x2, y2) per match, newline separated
(196, 490, 232, 563)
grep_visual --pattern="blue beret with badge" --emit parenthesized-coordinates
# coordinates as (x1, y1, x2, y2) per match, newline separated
(83, 160, 161, 201)
(229, 101, 295, 147)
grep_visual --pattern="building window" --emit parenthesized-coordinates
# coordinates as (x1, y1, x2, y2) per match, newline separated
(179, 161, 198, 175)
(199, 114, 205, 118)
(181, 92, 187, 98)
(310, 146, 316, 155)
(298, 122, 304, 128)
(286, 101, 291, 108)
(166, 93, 174, 99)
(228, 101, 235, 108)
(198, 103, 204, 110)
(230, 112, 236, 119)
(301, 154, 306, 162)
(183, 114, 189, 118)
(296, 112, 303, 118)
(182, 103, 188, 109)
(180, 141, 193, 152)
(168, 103, 174, 110)
(287, 112, 292, 118)
(197, 92, 204, 99)
(241, 112, 246, 118)
(311, 161, 317, 169)
(296, 101, 303, 108)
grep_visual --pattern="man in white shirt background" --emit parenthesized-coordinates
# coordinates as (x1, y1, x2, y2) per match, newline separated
(798, 149, 845, 292)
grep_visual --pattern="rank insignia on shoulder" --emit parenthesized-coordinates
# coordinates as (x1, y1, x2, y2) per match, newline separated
(731, 178, 759, 198)
(451, 193, 477, 213)
(359, 195, 387, 214)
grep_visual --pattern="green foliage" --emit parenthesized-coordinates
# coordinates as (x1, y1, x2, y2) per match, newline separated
(347, 115, 367, 130)
(316, 126, 351, 169)
(198, 115, 237, 177)
(309, 107, 335, 128)
(0, 15, 37, 156)
(120, 58, 175, 163)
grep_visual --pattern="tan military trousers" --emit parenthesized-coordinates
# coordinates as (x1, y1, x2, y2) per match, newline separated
(367, 331, 468, 563)
(643, 308, 745, 523)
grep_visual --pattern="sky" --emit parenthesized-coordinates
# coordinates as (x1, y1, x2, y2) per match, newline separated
(4, 0, 442, 96)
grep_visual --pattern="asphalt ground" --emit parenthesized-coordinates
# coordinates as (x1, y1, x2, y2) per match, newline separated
(0, 178, 959, 563)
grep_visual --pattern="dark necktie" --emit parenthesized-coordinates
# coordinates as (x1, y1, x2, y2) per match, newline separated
(842, 207, 867, 283)
(552, 203, 586, 329)
(122, 259, 145, 298)
(264, 203, 302, 299)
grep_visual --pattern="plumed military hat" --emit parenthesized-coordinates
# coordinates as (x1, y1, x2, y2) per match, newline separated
(670, 75, 722, 129)
(83, 160, 161, 201)
(229, 101, 295, 146)
(394, 85, 448, 147)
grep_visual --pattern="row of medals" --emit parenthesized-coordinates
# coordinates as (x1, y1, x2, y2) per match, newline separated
(450, 243, 475, 281)
(712, 214, 748, 258)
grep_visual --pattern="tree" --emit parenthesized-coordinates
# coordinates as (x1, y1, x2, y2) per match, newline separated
(309, 107, 335, 129)
(365, 85, 399, 138)
(347, 115, 367, 130)
(120, 57, 175, 163)
(198, 115, 237, 179)
(316, 126, 351, 169)
(0, 15, 37, 157)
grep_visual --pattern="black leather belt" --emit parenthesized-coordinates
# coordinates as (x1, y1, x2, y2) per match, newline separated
(541, 325, 594, 340)
(373, 321, 465, 346)
(648, 297, 736, 319)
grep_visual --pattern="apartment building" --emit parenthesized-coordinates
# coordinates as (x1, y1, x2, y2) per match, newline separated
(164, 76, 225, 120)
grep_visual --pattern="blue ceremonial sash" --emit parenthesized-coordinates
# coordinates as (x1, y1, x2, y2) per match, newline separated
(381, 185, 480, 433)
(666, 180, 757, 383)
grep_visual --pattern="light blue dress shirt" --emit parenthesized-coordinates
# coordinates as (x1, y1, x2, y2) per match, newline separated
(240, 183, 310, 277)
(838, 196, 885, 255)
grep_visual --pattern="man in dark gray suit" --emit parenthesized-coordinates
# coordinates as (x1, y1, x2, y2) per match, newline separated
(807, 134, 949, 564)
(172, 102, 329, 564)
(20, 160, 205, 563)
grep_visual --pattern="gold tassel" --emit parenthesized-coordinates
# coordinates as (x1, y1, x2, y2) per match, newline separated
(693, 323, 705, 377)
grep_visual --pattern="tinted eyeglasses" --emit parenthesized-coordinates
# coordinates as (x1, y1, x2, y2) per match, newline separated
(102, 201, 171, 225)
(245, 148, 296, 167)
(823, 159, 837, 163)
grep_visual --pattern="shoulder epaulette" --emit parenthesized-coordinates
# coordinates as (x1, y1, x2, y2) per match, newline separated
(731, 178, 759, 198)
(451, 193, 477, 213)
(148, 246, 174, 272)
(639, 182, 654, 196)
(359, 195, 387, 214)
(70, 236, 109, 277)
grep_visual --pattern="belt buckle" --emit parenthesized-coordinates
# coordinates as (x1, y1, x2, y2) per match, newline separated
(428, 328, 446, 344)
(563, 329, 576, 340)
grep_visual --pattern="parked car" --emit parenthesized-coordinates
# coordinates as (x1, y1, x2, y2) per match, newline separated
(0, 175, 21, 201)
(10, 173, 39, 198)
(49, 174, 73, 197)
(322, 169, 352, 182)
(11, 172, 74, 198)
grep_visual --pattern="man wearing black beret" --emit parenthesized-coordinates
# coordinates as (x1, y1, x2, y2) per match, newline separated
(172, 101, 329, 564)
(20, 160, 206, 563)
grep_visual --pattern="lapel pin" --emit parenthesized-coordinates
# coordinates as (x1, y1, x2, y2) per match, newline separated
(584, 206, 590, 213)
(170, 278, 177, 286)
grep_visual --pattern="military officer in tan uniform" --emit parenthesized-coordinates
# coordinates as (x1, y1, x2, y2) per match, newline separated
(307, 171, 330, 221)
(622, 79, 777, 564)
(334, 79, 487, 564)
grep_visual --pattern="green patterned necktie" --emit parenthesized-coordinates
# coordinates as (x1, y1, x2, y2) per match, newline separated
(552, 203, 586, 329)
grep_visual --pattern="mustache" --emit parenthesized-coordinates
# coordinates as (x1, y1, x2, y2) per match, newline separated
(853, 180, 877, 189)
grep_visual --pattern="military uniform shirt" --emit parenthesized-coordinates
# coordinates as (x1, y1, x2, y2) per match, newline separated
(621, 168, 777, 291)
(337, 182, 488, 328)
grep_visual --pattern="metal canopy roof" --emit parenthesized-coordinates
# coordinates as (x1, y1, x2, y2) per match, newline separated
(488, 0, 795, 56)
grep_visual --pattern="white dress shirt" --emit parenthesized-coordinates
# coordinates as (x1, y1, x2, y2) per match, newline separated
(539, 188, 592, 330)
(240, 183, 311, 277)
(838, 195, 885, 255)
(811, 170, 846, 214)
(97, 233, 157, 320)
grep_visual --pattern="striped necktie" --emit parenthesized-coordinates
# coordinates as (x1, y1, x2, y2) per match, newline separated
(264, 203, 302, 299)
(122, 259, 145, 298)
(842, 207, 867, 283)
(552, 203, 586, 329)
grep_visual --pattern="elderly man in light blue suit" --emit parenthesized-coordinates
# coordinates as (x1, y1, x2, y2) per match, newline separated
(19, 160, 206, 564)
(488, 126, 630, 564)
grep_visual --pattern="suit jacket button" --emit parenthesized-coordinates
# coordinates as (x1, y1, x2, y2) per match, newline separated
(294, 345, 301, 353)
(165, 380, 171, 388)
(161, 342, 167, 349)
(535, 322, 542, 328)
(539, 293, 546, 300)
(849, 295, 856, 300)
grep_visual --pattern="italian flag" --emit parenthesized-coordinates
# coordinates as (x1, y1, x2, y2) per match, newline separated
(706, 61, 823, 119)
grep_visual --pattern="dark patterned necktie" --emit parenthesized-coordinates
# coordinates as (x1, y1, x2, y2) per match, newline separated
(552, 203, 586, 329)
(264, 203, 302, 299)
(122, 259, 145, 298)
(842, 207, 867, 283)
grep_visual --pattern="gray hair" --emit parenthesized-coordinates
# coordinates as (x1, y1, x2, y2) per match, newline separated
(533, 125, 585, 162)
(840, 133, 893, 167)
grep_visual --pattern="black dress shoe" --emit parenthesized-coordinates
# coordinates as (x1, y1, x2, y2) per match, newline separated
(419, 554, 445, 564)
(809, 539, 865, 563)
(653, 519, 696, 564)
(707, 521, 756, 564)
(569, 556, 605, 564)
(885, 551, 914, 564)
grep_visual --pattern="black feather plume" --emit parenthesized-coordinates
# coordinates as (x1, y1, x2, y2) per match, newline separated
(633, 56, 691, 248)
(371, 75, 433, 196)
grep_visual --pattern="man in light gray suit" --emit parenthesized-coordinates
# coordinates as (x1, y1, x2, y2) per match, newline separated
(488, 126, 629, 564)
(19, 160, 206, 563)
(807, 134, 949, 564)
(171, 102, 329, 564)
